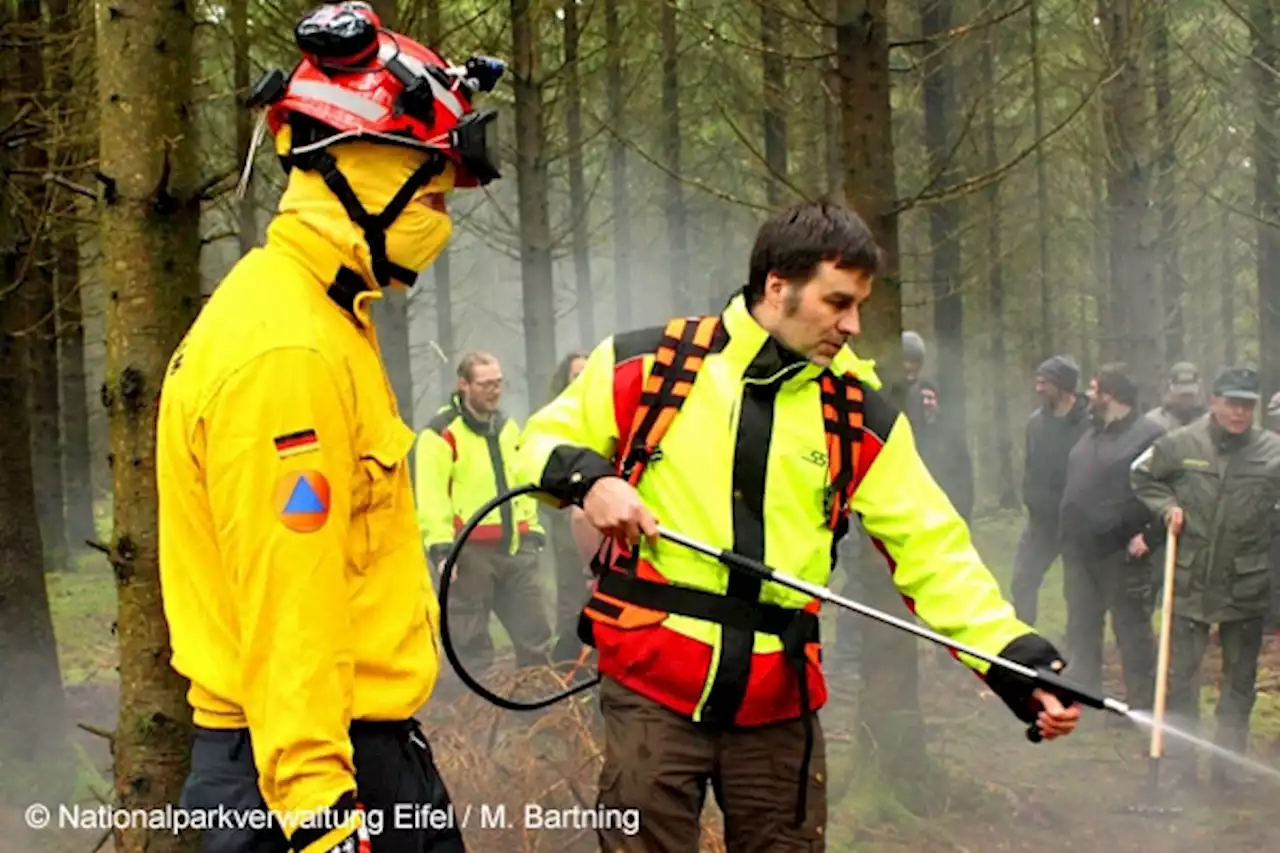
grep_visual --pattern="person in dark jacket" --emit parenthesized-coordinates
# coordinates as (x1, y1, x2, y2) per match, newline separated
(916, 379, 974, 522)
(1010, 355, 1090, 625)
(1145, 361, 1208, 432)
(1132, 367, 1280, 786)
(1059, 363, 1165, 713)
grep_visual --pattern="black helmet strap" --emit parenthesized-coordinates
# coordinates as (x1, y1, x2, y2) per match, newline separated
(290, 144, 447, 311)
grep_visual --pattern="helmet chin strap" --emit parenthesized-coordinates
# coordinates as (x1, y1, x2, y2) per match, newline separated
(290, 145, 446, 313)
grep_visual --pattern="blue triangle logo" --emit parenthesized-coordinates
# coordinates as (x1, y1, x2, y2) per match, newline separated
(283, 476, 325, 514)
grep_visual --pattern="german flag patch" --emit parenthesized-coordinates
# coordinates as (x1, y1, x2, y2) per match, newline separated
(274, 428, 319, 458)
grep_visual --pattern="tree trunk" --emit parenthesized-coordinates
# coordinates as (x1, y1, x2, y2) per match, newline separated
(661, 0, 690, 314)
(1089, 103, 1109, 368)
(232, 0, 255, 255)
(1153, 5, 1183, 363)
(424, 0, 454, 402)
(17, 0, 70, 572)
(1100, 0, 1157, 396)
(512, 0, 556, 405)
(564, 0, 595, 347)
(48, 0, 96, 554)
(981, 23, 1017, 510)
(0, 4, 73, 801)
(1222, 206, 1237, 365)
(366, 0, 415, 428)
(605, 0, 632, 331)
(97, 0, 203, 845)
(824, 0, 843, 200)
(1029, 0, 1053, 356)
(921, 0, 964, 417)
(837, 0, 929, 817)
(1253, 0, 1280, 399)
(761, 2, 787, 206)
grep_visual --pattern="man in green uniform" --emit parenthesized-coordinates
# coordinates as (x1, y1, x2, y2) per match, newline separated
(1131, 366, 1280, 787)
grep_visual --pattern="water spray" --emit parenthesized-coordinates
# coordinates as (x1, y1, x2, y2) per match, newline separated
(438, 484, 1132, 736)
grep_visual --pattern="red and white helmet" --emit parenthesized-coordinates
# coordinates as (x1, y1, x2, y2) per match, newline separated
(248, 0, 504, 188)
(239, 2, 505, 292)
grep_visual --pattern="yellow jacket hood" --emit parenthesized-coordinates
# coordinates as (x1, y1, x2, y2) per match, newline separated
(271, 135, 455, 292)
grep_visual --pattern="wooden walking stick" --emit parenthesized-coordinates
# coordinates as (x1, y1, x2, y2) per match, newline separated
(1146, 524, 1180, 805)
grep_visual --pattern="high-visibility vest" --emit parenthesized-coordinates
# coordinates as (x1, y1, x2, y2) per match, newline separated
(575, 313, 865, 827)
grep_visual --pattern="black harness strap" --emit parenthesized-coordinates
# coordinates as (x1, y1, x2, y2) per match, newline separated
(619, 317, 715, 485)
(588, 572, 820, 643)
(291, 145, 447, 297)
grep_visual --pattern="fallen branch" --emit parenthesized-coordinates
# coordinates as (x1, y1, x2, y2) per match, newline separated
(77, 722, 115, 742)
(44, 172, 100, 201)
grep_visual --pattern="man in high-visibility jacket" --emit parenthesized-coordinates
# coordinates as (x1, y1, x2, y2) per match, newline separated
(416, 350, 552, 676)
(155, 4, 505, 851)
(515, 201, 1081, 852)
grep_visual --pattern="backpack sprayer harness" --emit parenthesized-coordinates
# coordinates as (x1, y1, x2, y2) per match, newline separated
(436, 314, 866, 827)
(437, 321, 1133, 828)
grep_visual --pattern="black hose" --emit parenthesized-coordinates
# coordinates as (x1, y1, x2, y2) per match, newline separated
(437, 483, 600, 710)
(439, 486, 1123, 740)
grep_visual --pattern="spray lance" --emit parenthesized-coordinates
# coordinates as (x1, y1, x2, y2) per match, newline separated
(437, 484, 1132, 739)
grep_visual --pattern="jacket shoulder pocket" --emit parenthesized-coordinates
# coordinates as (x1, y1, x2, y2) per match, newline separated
(360, 418, 417, 472)
(353, 418, 418, 565)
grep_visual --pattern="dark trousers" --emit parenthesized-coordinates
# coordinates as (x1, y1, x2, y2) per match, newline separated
(1062, 545, 1156, 710)
(448, 541, 552, 673)
(596, 677, 827, 853)
(180, 720, 464, 853)
(1268, 535, 1280, 632)
(1011, 516, 1062, 626)
(1165, 616, 1265, 780)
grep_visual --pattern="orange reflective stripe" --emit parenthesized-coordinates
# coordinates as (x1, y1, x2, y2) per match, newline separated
(584, 592, 668, 629)
(617, 316, 718, 486)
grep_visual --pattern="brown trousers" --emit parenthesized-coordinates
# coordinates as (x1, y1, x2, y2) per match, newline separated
(596, 677, 827, 853)
(447, 541, 552, 673)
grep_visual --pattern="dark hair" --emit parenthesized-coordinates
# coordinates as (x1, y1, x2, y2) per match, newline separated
(550, 349, 589, 396)
(917, 378, 939, 396)
(1095, 362, 1138, 407)
(744, 200, 886, 306)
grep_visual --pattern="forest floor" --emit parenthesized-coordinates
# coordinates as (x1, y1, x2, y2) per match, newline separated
(10, 509, 1280, 852)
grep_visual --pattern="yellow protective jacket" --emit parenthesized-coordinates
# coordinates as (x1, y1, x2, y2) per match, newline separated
(515, 293, 1058, 729)
(156, 213, 443, 851)
(414, 394, 543, 557)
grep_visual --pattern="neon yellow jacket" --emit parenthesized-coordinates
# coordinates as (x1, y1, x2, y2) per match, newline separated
(514, 294, 1055, 724)
(414, 393, 544, 556)
(156, 202, 447, 851)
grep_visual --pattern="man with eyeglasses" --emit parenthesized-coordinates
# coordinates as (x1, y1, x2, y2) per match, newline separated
(415, 350, 553, 680)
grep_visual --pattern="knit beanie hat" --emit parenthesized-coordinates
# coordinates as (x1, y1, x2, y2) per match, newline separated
(1036, 355, 1079, 392)
(902, 330, 926, 362)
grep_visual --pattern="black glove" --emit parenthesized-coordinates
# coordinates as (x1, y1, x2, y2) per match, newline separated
(523, 531, 546, 552)
(983, 633, 1069, 723)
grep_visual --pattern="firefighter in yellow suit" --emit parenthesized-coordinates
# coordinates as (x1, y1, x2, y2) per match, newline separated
(515, 200, 1081, 853)
(155, 3, 506, 851)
